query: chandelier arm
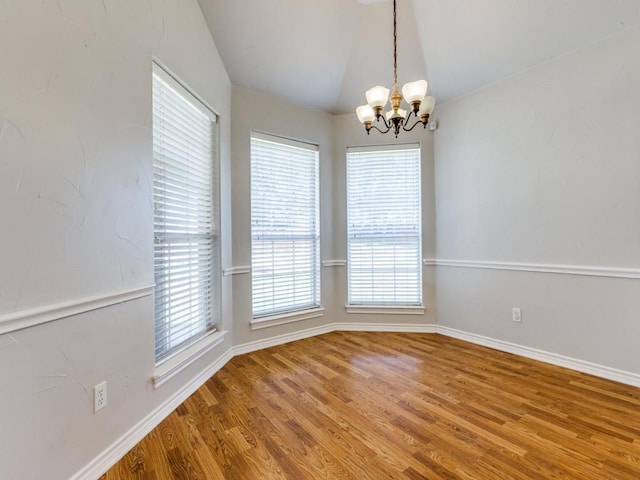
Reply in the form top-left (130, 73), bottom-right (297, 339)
top-left (369, 123), bottom-right (392, 135)
top-left (376, 114), bottom-right (391, 130)
top-left (402, 117), bottom-right (428, 133)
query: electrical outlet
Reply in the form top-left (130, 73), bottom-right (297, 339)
top-left (94, 381), bottom-right (107, 413)
top-left (512, 307), bottom-right (522, 323)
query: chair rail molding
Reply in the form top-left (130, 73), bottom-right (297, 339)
top-left (0, 285), bottom-right (154, 335)
top-left (222, 265), bottom-right (252, 276)
top-left (322, 259), bottom-right (347, 267)
top-left (423, 258), bottom-right (640, 279)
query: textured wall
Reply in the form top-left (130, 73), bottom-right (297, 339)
top-left (434, 26), bottom-right (640, 373)
top-left (4, 2), bottom-right (640, 477)
top-left (0, 1), bottom-right (231, 479)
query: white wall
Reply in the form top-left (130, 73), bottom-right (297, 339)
top-left (5, 1), bottom-right (639, 477)
top-left (0, 1), bottom-right (232, 479)
top-left (331, 113), bottom-right (437, 326)
top-left (434, 26), bottom-right (640, 374)
top-left (230, 86), bottom-right (335, 345)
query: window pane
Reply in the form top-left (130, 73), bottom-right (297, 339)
top-left (251, 134), bottom-right (320, 317)
top-left (347, 145), bottom-right (422, 305)
top-left (152, 64), bottom-right (219, 362)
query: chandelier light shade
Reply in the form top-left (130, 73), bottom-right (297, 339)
top-left (418, 95), bottom-right (436, 117)
top-left (402, 80), bottom-right (428, 104)
top-left (356, 0), bottom-right (436, 137)
top-left (356, 105), bottom-right (376, 124)
top-left (365, 86), bottom-right (390, 109)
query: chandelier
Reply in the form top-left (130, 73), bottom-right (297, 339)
top-left (356, 0), bottom-right (435, 137)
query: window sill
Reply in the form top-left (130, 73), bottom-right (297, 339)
top-left (152, 330), bottom-right (228, 389)
top-left (345, 305), bottom-right (425, 315)
top-left (251, 307), bottom-right (325, 331)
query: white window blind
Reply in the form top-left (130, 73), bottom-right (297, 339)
top-left (152, 64), bottom-right (219, 362)
top-left (251, 132), bottom-right (320, 317)
top-left (347, 144), bottom-right (422, 305)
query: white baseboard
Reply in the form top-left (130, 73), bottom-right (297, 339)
top-left (436, 326), bottom-right (640, 388)
top-left (233, 322), bottom-right (436, 356)
top-left (74, 321), bottom-right (640, 480)
top-left (233, 323), bottom-right (335, 356)
top-left (235, 323), bottom-right (640, 390)
top-left (70, 348), bottom-right (233, 480)
top-left (74, 321), bottom-right (436, 480)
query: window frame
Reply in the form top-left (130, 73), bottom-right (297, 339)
top-left (152, 62), bottom-right (221, 366)
top-left (346, 143), bottom-right (423, 309)
top-left (250, 131), bottom-right (321, 324)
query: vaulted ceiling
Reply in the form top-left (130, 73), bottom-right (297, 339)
top-left (197, 0), bottom-right (640, 115)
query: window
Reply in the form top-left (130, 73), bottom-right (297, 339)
top-left (347, 144), bottom-right (422, 305)
top-left (251, 132), bottom-right (320, 318)
top-left (152, 63), bottom-right (219, 362)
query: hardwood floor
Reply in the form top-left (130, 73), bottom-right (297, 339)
top-left (101, 332), bottom-right (640, 479)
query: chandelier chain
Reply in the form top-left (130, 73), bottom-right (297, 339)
top-left (393, 0), bottom-right (398, 88)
